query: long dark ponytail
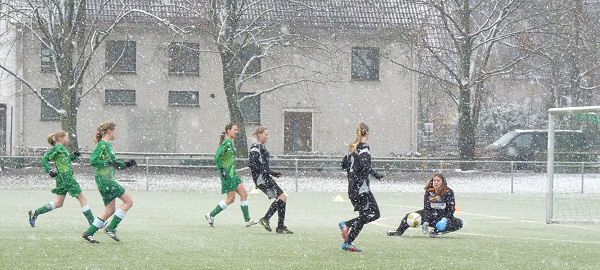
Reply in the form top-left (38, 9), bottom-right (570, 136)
top-left (219, 123), bottom-right (236, 146)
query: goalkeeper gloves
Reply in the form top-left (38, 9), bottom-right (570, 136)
top-left (47, 170), bottom-right (57, 178)
top-left (124, 159), bottom-right (137, 168)
top-left (436, 217), bottom-right (448, 231)
top-left (219, 168), bottom-right (227, 179)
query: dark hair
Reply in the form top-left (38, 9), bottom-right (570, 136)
top-left (219, 123), bottom-right (237, 146)
top-left (95, 120), bottom-right (116, 144)
top-left (348, 123), bottom-right (369, 153)
top-left (47, 130), bottom-right (68, 146)
top-left (424, 173), bottom-right (448, 193)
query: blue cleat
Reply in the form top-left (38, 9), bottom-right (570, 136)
top-left (28, 210), bottom-right (36, 228)
top-left (338, 221), bottom-right (349, 241)
top-left (342, 242), bottom-right (362, 252)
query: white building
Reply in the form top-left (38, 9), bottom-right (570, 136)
top-left (0, 0), bottom-right (419, 156)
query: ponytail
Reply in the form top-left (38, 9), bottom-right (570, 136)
top-left (347, 123), bottom-right (369, 153)
top-left (47, 130), bottom-right (67, 146)
top-left (219, 123), bottom-right (236, 146)
top-left (95, 120), bottom-right (116, 144)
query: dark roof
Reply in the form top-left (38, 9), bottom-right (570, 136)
top-left (84, 0), bottom-right (424, 32)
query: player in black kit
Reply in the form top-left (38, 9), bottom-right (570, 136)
top-left (338, 123), bottom-right (384, 252)
top-left (387, 173), bottom-right (462, 237)
top-left (249, 126), bottom-right (293, 234)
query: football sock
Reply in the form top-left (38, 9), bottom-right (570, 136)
top-left (85, 217), bottom-right (105, 235)
top-left (240, 201), bottom-right (250, 222)
top-left (210, 200), bottom-right (228, 217)
top-left (34, 202), bottom-right (56, 216)
top-left (108, 209), bottom-right (127, 230)
top-left (81, 205), bottom-right (94, 225)
top-left (277, 201), bottom-right (286, 228)
top-left (264, 199), bottom-right (279, 220)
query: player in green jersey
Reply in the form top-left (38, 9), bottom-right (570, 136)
top-left (206, 123), bottom-right (258, 227)
top-left (28, 131), bottom-right (94, 227)
top-left (82, 121), bottom-right (136, 243)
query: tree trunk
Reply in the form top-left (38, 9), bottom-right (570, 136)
top-left (458, 86), bottom-right (476, 164)
top-left (58, 38), bottom-right (80, 152)
top-left (221, 57), bottom-right (249, 158)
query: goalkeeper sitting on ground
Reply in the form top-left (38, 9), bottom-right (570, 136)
top-left (387, 173), bottom-right (462, 237)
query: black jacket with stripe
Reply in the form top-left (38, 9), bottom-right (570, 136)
top-left (423, 187), bottom-right (456, 219)
top-left (249, 143), bottom-right (279, 187)
top-left (345, 142), bottom-right (383, 200)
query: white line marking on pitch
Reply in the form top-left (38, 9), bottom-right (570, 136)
top-left (379, 203), bottom-right (600, 231)
top-left (370, 220), bottom-right (600, 245)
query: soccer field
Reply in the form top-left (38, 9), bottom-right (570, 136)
top-left (1, 190), bottom-right (599, 270)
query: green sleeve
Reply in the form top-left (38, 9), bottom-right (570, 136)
top-left (109, 145), bottom-right (126, 167)
top-left (90, 143), bottom-right (109, 167)
top-left (41, 147), bottom-right (57, 172)
top-left (214, 141), bottom-right (229, 169)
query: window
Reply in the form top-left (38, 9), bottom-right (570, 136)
top-left (40, 88), bottom-right (61, 120)
top-left (168, 42), bottom-right (200, 75)
top-left (41, 40), bottom-right (54, 73)
top-left (239, 93), bottom-right (260, 124)
top-left (169, 91), bottom-right (199, 106)
top-left (105, 40), bottom-right (136, 73)
top-left (105, 89), bottom-right (136, 105)
top-left (351, 47), bottom-right (380, 81)
top-left (234, 45), bottom-right (261, 76)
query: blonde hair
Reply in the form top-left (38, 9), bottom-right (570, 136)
top-left (347, 123), bottom-right (369, 153)
top-left (252, 126), bottom-right (268, 137)
top-left (219, 123), bottom-right (236, 146)
top-left (47, 131), bottom-right (68, 146)
top-left (95, 120), bottom-right (116, 144)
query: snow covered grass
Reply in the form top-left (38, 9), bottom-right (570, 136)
top-left (2, 190), bottom-right (599, 269)
top-left (3, 167), bottom-right (600, 194)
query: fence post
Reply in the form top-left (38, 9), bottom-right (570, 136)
top-left (510, 161), bottom-right (514, 194)
top-left (294, 159), bottom-right (299, 192)
top-left (581, 162), bottom-right (585, 194)
top-left (145, 156), bottom-right (150, 191)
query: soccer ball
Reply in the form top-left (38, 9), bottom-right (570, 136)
top-left (406, 212), bottom-right (422, 227)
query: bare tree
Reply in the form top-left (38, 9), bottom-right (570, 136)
top-left (177, 0), bottom-right (330, 157)
top-left (529, 0), bottom-right (600, 109)
top-left (0, 0), bottom-right (167, 151)
top-left (387, 0), bottom-right (538, 163)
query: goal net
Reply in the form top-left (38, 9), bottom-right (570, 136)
top-left (547, 106), bottom-right (600, 224)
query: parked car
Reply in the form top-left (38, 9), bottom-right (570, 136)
top-left (484, 130), bottom-right (589, 162)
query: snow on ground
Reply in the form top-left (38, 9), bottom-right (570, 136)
top-left (2, 166), bottom-right (600, 194)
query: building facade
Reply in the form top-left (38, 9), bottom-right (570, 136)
top-left (0, 2), bottom-right (419, 156)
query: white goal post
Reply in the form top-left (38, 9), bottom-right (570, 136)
top-left (547, 106), bottom-right (600, 224)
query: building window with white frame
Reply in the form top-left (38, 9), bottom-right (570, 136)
top-left (105, 40), bottom-right (137, 73)
top-left (168, 42), bottom-right (200, 76)
top-left (239, 93), bottom-right (260, 124)
top-left (105, 89), bottom-right (136, 105)
top-left (169, 91), bottom-right (199, 106)
top-left (40, 40), bottom-right (54, 73)
top-left (351, 47), bottom-right (380, 81)
top-left (40, 88), bottom-right (61, 121)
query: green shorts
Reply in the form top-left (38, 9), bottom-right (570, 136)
top-left (97, 180), bottom-right (126, 206)
top-left (221, 176), bottom-right (243, 194)
top-left (51, 172), bottom-right (82, 197)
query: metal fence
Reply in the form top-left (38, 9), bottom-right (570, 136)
top-left (2, 155), bottom-right (600, 194)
